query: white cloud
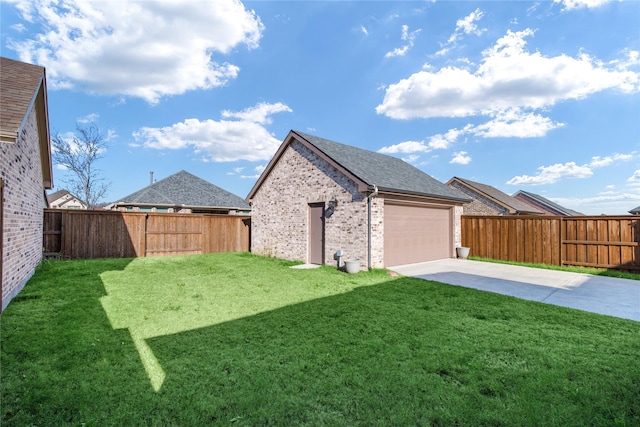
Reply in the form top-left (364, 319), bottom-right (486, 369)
top-left (554, 0), bottom-right (613, 11)
top-left (7, 0), bottom-right (264, 104)
top-left (402, 154), bottom-right (420, 163)
top-left (452, 8), bottom-right (485, 40)
top-left (77, 113), bottom-right (99, 124)
top-left (378, 140), bottom-right (430, 154)
top-left (385, 24), bottom-right (421, 58)
top-left (221, 102), bottom-right (292, 125)
top-left (360, 25), bottom-right (369, 36)
top-left (240, 164), bottom-right (266, 179)
top-left (377, 28), bottom-right (639, 119)
top-left (628, 170), bottom-right (640, 185)
top-left (589, 153), bottom-right (634, 168)
top-left (551, 191), bottom-right (640, 215)
top-left (507, 152), bottom-right (636, 185)
top-left (507, 162), bottom-right (593, 185)
top-left (133, 101), bottom-right (291, 162)
top-left (377, 109), bottom-right (563, 155)
top-left (450, 151), bottom-right (471, 165)
top-left (471, 109), bottom-right (564, 138)
top-left (437, 8), bottom-right (485, 56)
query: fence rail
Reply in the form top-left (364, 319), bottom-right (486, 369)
top-left (461, 215), bottom-right (639, 271)
top-left (43, 209), bottom-right (251, 259)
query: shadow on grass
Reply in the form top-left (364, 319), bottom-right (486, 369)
top-left (2, 255), bottom-right (639, 426)
top-left (97, 253), bottom-right (389, 392)
top-left (0, 257), bottom-right (160, 426)
top-left (147, 277), bottom-right (640, 426)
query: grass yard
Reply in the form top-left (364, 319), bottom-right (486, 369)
top-left (1, 253), bottom-right (639, 426)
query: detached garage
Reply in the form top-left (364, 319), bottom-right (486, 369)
top-left (246, 130), bottom-right (470, 269)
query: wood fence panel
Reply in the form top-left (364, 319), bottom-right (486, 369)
top-left (463, 215), bottom-right (639, 271)
top-left (499, 218), bottom-right (509, 261)
top-left (57, 210), bottom-right (143, 259)
top-left (607, 219), bottom-right (620, 267)
top-left (43, 210), bottom-right (250, 260)
top-left (145, 214), bottom-right (204, 257)
top-left (43, 209), bottom-right (63, 253)
top-left (203, 216), bottom-right (251, 253)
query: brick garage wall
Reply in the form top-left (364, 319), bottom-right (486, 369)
top-left (453, 205), bottom-right (464, 249)
top-left (1, 106), bottom-right (46, 311)
top-left (251, 140), bottom-right (382, 269)
top-left (448, 182), bottom-right (504, 215)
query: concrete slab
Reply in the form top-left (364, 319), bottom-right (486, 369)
top-left (389, 259), bottom-right (640, 322)
top-left (290, 264), bottom-right (321, 269)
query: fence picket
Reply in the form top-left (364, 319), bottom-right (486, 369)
top-left (461, 215), bottom-right (639, 271)
top-left (43, 209), bottom-right (250, 259)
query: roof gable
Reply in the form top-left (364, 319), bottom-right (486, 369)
top-left (247, 130), bottom-right (469, 203)
top-left (0, 57), bottom-right (53, 188)
top-left (448, 177), bottom-right (543, 215)
top-left (513, 190), bottom-right (583, 216)
top-left (115, 170), bottom-right (250, 209)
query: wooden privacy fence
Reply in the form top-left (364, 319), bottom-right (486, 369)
top-left (43, 209), bottom-right (251, 260)
top-left (461, 215), bottom-right (640, 271)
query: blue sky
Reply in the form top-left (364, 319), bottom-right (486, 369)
top-left (1, 0), bottom-right (638, 215)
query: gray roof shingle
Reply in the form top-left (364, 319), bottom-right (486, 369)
top-left (293, 131), bottom-right (469, 202)
top-left (448, 177), bottom-right (543, 214)
top-left (116, 170), bottom-right (250, 209)
top-left (513, 190), bottom-right (583, 216)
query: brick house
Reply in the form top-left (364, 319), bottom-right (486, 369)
top-left (47, 189), bottom-right (88, 209)
top-left (512, 190), bottom-right (583, 216)
top-left (106, 170), bottom-right (250, 215)
top-left (246, 130), bottom-right (470, 269)
top-left (446, 177), bottom-right (542, 216)
top-left (0, 57), bottom-right (53, 312)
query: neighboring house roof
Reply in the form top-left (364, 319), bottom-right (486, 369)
top-left (629, 206), bottom-right (640, 215)
top-left (0, 57), bottom-right (53, 189)
top-left (247, 130), bottom-right (470, 203)
top-left (47, 189), bottom-right (88, 209)
top-left (447, 177), bottom-right (543, 215)
top-left (513, 190), bottom-right (583, 216)
top-left (111, 170), bottom-right (250, 210)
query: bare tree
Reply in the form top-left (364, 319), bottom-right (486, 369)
top-left (52, 124), bottom-right (110, 209)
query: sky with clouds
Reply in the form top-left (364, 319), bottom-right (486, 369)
top-left (1, 0), bottom-right (638, 214)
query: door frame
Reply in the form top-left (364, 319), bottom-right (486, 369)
top-left (308, 202), bottom-right (325, 265)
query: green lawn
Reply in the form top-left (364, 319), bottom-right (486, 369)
top-left (1, 253), bottom-right (639, 426)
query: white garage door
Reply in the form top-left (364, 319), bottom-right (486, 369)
top-left (384, 203), bottom-right (452, 267)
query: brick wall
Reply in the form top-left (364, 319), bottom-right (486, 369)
top-left (448, 182), bottom-right (504, 215)
top-left (1, 106), bottom-right (46, 311)
top-left (251, 140), bottom-right (384, 269)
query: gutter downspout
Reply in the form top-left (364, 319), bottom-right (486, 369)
top-left (367, 185), bottom-right (378, 270)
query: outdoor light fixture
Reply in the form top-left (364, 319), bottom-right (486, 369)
top-left (328, 197), bottom-right (338, 210)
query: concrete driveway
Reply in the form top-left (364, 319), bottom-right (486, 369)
top-left (389, 258), bottom-right (640, 322)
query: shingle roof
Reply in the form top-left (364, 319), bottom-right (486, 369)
top-left (448, 177), bottom-right (543, 214)
top-left (47, 189), bottom-right (71, 204)
top-left (290, 131), bottom-right (469, 202)
top-left (0, 57), bottom-right (46, 142)
top-left (115, 170), bottom-right (250, 209)
top-left (0, 56), bottom-right (53, 188)
top-left (513, 190), bottom-right (583, 216)
top-left (629, 205), bottom-right (640, 215)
